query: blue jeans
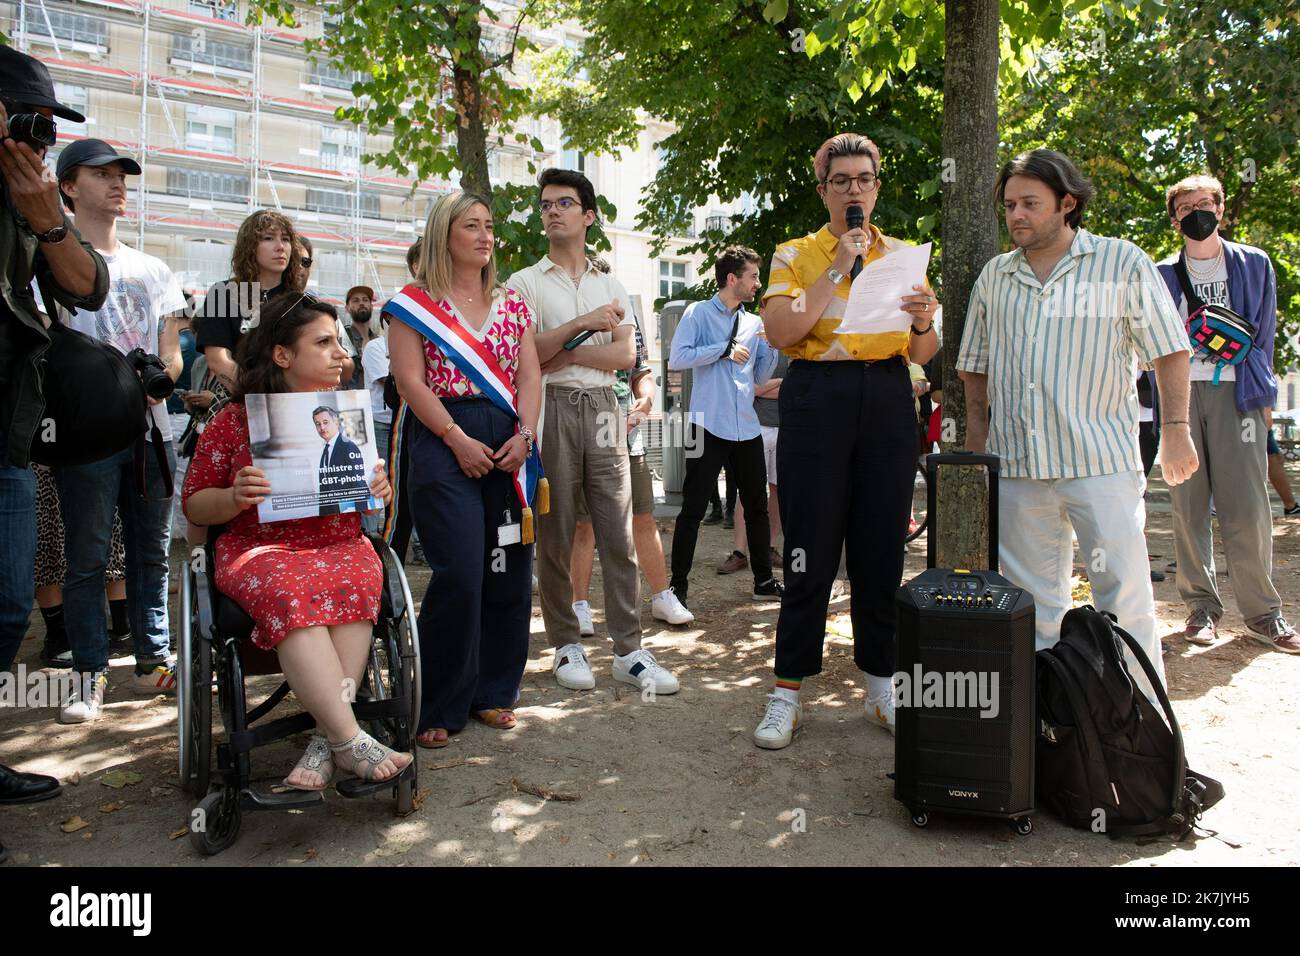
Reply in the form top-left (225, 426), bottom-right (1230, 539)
top-left (0, 442), bottom-right (36, 673)
top-left (56, 441), bottom-right (175, 674)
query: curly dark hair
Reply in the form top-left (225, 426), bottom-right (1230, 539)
top-left (232, 292), bottom-right (339, 400)
top-left (231, 209), bottom-right (305, 290)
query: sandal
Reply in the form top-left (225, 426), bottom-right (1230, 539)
top-left (330, 729), bottom-right (413, 782)
top-left (283, 734), bottom-right (334, 791)
top-left (416, 728), bottom-right (450, 749)
top-left (473, 708), bottom-right (517, 730)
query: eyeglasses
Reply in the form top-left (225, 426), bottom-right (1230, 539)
top-left (1173, 198), bottom-right (1217, 218)
top-left (539, 197), bottom-right (582, 213)
top-left (822, 174), bottom-right (880, 194)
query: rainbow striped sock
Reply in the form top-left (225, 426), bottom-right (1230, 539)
top-left (774, 677), bottom-right (802, 703)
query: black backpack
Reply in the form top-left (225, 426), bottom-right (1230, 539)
top-left (30, 319), bottom-right (148, 467)
top-left (1036, 605), bottom-right (1224, 840)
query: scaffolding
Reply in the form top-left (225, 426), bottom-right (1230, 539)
top-left (4, 0), bottom-right (474, 301)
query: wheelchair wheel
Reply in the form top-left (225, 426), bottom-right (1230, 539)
top-left (190, 789), bottom-right (241, 856)
top-left (177, 565), bottom-right (213, 799)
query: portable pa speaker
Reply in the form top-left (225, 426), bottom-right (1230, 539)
top-left (894, 453), bottom-right (1037, 835)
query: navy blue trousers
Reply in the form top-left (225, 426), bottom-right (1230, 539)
top-left (407, 397), bottom-right (533, 732)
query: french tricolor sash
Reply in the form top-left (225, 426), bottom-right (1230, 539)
top-left (383, 284), bottom-right (549, 543)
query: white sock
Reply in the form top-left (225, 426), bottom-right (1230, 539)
top-left (865, 674), bottom-right (893, 701)
top-left (774, 685), bottom-right (800, 705)
top-left (572, 600), bottom-right (589, 611)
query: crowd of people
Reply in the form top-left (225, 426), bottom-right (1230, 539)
top-left (0, 45), bottom-right (1295, 853)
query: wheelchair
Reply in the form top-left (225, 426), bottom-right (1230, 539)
top-left (176, 529), bottom-right (421, 856)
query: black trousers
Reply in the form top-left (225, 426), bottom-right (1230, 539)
top-left (774, 358), bottom-right (916, 679)
top-left (1139, 420), bottom-right (1158, 478)
top-left (671, 427), bottom-right (772, 593)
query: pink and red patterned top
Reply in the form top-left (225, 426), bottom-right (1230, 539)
top-left (423, 288), bottom-right (533, 398)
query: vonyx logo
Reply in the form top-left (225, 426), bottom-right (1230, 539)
top-left (49, 886), bottom-right (152, 936)
top-left (947, 789), bottom-right (979, 799)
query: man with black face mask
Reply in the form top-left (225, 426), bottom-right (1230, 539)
top-left (1156, 174), bottom-right (1296, 653)
top-left (0, 45), bottom-right (109, 858)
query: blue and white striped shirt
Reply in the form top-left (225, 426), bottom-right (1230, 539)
top-left (957, 229), bottom-right (1190, 479)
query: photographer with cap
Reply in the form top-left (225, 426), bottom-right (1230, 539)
top-left (0, 45), bottom-right (109, 851)
top-left (51, 137), bottom-right (186, 724)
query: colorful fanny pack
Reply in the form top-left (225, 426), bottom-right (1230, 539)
top-left (1174, 253), bottom-right (1255, 385)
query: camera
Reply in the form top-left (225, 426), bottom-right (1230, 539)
top-left (1, 100), bottom-right (56, 150)
top-left (128, 348), bottom-right (175, 401)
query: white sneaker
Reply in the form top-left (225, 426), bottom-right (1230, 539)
top-left (611, 648), bottom-right (680, 695)
top-left (651, 589), bottom-right (694, 626)
top-left (572, 601), bottom-right (595, 637)
top-left (865, 689), bottom-right (896, 735)
top-left (753, 693), bottom-right (801, 749)
top-left (59, 672), bottom-right (108, 724)
top-left (553, 642), bottom-right (596, 690)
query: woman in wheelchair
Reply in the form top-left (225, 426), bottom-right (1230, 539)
top-left (182, 293), bottom-right (414, 790)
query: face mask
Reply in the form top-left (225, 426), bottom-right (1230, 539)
top-left (1180, 209), bottom-right (1218, 242)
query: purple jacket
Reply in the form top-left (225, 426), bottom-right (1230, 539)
top-left (1157, 239), bottom-right (1278, 413)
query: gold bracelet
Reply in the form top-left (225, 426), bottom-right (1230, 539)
top-left (440, 419), bottom-right (458, 437)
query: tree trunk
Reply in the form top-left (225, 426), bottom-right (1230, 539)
top-left (453, 18), bottom-right (492, 197)
top-left (937, 0), bottom-right (1000, 569)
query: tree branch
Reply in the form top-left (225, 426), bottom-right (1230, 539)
top-left (486, 0), bottom-right (538, 71)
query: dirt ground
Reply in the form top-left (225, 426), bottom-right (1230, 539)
top-left (1, 466), bottom-right (1297, 867)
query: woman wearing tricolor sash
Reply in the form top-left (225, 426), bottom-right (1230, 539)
top-left (386, 192), bottom-right (544, 749)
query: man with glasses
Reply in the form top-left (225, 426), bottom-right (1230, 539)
top-left (1155, 175), bottom-right (1296, 653)
top-left (508, 168), bottom-right (680, 696)
top-left (754, 133), bottom-right (939, 749)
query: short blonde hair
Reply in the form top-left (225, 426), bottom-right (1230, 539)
top-left (814, 133), bottom-right (881, 182)
top-left (1166, 174), bottom-right (1224, 219)
top-left (416, 191), bottom-right (498, 301)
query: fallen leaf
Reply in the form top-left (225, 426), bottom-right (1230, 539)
top-left (98, 802), bottom-right (124, 814)
top-left (168, 827), bottom-right (189, 840)
top-left (512, 778), bottom-right (580, 802)
top-left (304, 848), bottom-right (318, 861)
top-left (60, 815), bottom-right (90, 833)
top-left (81, 832), bottom-right (93, 840)
top-left (99, 770), bottom-right (143, 790)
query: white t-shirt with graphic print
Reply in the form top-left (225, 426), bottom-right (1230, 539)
top-left (1177, 255), bottom-right (1235, 383)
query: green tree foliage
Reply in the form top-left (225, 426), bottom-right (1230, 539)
top-left (533, 0), bottom-right (944, 306)
top-left (1002, 2), bottom-right (1300, 369)
top-left (246, 0), bottom-right (615, 277)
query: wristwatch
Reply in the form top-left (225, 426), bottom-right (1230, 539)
top-left (826, 267), bottom-right (846, 285)
top-left (32, 223), bottom-right (69, 244)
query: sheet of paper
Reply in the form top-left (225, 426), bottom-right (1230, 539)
top-left (835, 242), bottom-right (932, 335)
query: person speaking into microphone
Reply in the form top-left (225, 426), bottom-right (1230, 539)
top-left (752, 132), bottom-right (940, 751)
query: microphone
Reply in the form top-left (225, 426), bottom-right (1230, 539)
top-left (846, 205), bottom-right (864, 279)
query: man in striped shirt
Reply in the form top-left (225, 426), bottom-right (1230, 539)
top-left (958, 149), bottom-right (1199, 699)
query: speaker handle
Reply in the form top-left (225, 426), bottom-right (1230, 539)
top-left (925, 451), bottom-right (1000, 572)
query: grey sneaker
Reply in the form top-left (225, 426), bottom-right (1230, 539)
top-left (1246, 616), bottom-right (1300, 655)
top-left (1183, 609), bottom-right (1219, 647)
top-left (59, 672), bottom-right (108, 724)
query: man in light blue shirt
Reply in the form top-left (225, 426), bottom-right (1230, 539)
top-left (668, 246), bottom-right (782, 605)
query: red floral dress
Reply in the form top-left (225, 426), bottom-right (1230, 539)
top-left (182, 404), bottom-right (382, 650)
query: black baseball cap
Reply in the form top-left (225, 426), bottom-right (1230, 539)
top-left (0, 45), bottom-right (85, 122)
top-left (55, 138), bottom-right (142, 179)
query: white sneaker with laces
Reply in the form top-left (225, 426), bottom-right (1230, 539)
top-left (59, 672), bottom-right (108, 724)
top-left (651, 589), bottom-right (694, 626)
top-left (753, 693), bottom-right (801, 749)
top-left (612, 648), bottom-right (680, 694)
top-left (572, 600), bottom-right (595, 637)
top-left (865, 689), bottom-right (896, 735)
top-left (552, 642), bottom-right (596, 690)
